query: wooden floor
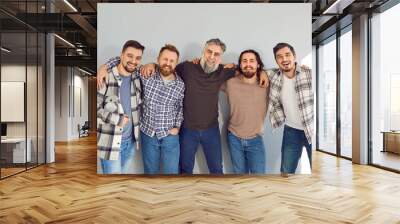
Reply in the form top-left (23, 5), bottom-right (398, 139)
top-left (0, 135), bottom-right (400, 224)
top-left (1, 167), bottom-right (26, 178)
top-left (372, 150), bottom-right (400, 171)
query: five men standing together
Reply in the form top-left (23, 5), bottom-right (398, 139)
top-left (97, 38), bottom-right (313, 176)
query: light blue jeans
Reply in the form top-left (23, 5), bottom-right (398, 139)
top-left (227, 131), bottom-right (266, 174)
top-left (100, 138), bottom-right (135, 174)
top-left (141, 131), bottom-right (180, 174)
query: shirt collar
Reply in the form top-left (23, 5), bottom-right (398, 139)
top-left (155, 69), bottom-right (180, 85)
top-left (111, 66), bottom-right (138, 80)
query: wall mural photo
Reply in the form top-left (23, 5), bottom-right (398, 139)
top-left (96, 3), bottom-right (314, 175)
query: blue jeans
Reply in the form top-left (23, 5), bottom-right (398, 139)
top-left (179, 126), bottom-right (223, 174)
top-left (227, 131), bottom-right (266, 174)
top-left (100, 138), bottom-right (135, 174)
top-left (281, 125), bottom-right (312, 174)
top-left (140, 131), bottom-right (180, 174)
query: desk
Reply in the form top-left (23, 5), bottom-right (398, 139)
top-left (1, 138), bottom-right (31, 163)
top-left (381, 131), bottom-right (400, 154)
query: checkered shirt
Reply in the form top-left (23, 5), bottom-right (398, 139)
top-left (140, 72), bottom-right (185, 139)
top-left (106, 57), bottom-right (185, 139)
top-left (267, 64), bottom-right (314, 144)
top-left (97, 66), bottom-right (142, 160)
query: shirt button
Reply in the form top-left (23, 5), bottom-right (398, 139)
top-left (117, 142), bottom-right (120, 145)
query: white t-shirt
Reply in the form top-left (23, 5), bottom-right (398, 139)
top-left (281, 74), bottom-right (304, 130)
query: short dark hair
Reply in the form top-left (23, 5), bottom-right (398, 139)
top-left (122, 40), bottom-right (145, 53)
top-left (159, 44), bottom-right (180, 58)
top-left (273, 42), bottom-right (296, 58)
top-left (238, 49), bottom-right (264, 79)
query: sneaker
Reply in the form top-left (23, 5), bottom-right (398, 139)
top-left (281, 172), bottom-right (289, 178)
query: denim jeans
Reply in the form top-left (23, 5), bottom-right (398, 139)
top-left (100, 138), bottom-right (135, 174)
top-left (227, 131), bottom-right (266, 174)
top-left (281, 125), bottom-right (312, 174)
top-left (179, 125), bottom-right (223, 174)
top-left (140, 131), bottom-right (180, 174)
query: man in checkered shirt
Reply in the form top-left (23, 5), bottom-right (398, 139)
top-left (267, 43), bottom-right (314, 177)
top-left (97, 40), bottom-right (144, 174)
top-left (100, 44), bottom-right (185, 174)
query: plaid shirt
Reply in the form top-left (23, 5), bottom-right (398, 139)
top-left (267, 64), bottom-right (314, 144)
top-left (106, 57), bottom-right (185, 139)
top-left (140, 71), bottom-right (185, 139)
top-left (97, 66), bottom-right (142, 160)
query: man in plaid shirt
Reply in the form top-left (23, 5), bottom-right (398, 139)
top-left (100, 44), bottom-right (185, 174)
top-left (268, 43), bottom-right (314, 176)
top-left (97, 40), bottom-right (144, 174)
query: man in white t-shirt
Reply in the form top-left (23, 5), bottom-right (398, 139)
top-left (267, 43), bottom-right (314, 176)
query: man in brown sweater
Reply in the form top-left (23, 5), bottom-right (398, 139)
top-left (223, 49), bottom-right (269, 174)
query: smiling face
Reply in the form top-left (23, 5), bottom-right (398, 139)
top-left (275, 46), bottom-right (296, 73)
top-left (158, 49), bottom-right (179, 77)
top-left (240, 52), bottom-right (259, 79)
top-left (120, 47), bottom-right (143, 73)
top-left (200, 44), bottom-right (223, 73)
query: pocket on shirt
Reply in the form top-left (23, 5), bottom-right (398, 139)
top-left (104, 96), bottom-right (120, 113)
top-left (98, 122), bottom-right (123, 136)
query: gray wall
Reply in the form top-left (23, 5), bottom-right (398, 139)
top-left (97, 3), bottom-right (312, 174)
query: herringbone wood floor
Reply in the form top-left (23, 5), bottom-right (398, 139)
top-left (0, 135), bottom-right (399, 224)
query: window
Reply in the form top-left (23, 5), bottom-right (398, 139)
top-left (370, 3), bottom-right (400, 171)
top-left (318, 36), bottom-right (337, 155)
top-left (340, 28), bottom-right (352, 158)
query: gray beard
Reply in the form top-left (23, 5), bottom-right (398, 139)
top-left (200, 57), bottom-right (218, 74)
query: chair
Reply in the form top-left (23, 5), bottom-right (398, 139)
top-left (78, 121), bottom-right (90, 138)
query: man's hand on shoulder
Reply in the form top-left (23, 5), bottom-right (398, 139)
top-left (140, 63), bottom-right (156, 78)
top-left (300, 64), bottom-right (311, 71)
top-left (223, 63), bottom-right (236, 69)
top-left (97, 64), bottom-right (108, 89)
top-left (190, 58), bottom-right (200, 65)
top-left (259, 70), bottom-right (269, 88)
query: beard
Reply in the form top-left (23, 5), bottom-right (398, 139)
top-left (200, 57), bottom-right (219, 74)
top-left (242, 66), bottom-right (257, 79)
top-left (279, 62), bottom-right (294, 73)
top-left (160, 64), bottom-right (175, 77)
top-left (123, 62), bottom-right (137, 73)
top-left (243, 71), bottom-right (256, 79)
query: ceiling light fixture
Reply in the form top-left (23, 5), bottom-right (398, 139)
top-left (1, 47), bottom-right (11, 53)
top-left (77, 67), bottom-right (93, 76)
top-left (63, 0), bottom-right (78, 12)
top-left (322, 0), bottom-right (347, 14)
top-left (54, 34), bottom-right (75, 48)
